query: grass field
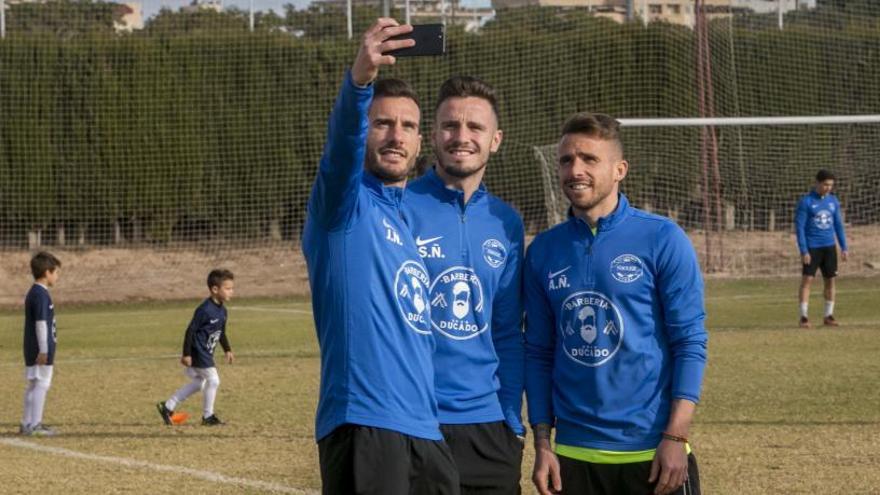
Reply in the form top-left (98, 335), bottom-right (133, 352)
top-left (1, 276), bottom-right (879, 494)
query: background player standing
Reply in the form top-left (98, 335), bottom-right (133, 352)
top-left (157, 269), bottom-right (235, 426)
top-left (795, 169), bottom-right (849, 328)
top-left (21, 251), bottom-right (62, 437)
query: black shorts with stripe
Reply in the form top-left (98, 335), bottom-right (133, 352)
top-left (557, 452), bottom-right (701, 495)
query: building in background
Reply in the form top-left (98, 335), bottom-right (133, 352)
top-left (491, 0), bottom-right (817, 28)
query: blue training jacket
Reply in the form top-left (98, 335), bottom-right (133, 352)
top-left (403, 167), bottom-right (525, 435)
top-left (302, 71), bottom-right (440, 442)
top-left (524, 194), bottom-right (708, 451)
top-left (795, 190), bottom-right (848, 254)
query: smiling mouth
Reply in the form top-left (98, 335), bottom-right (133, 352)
top-left (380, 148), bottom-right (407, 159)
top-left (566, 181), bottom-right (593, 191)
top-left (447, 148), bottom-right (476, 157)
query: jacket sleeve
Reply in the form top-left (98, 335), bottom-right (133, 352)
top-left (491, 217), bottom-right (526, 435)
top-left (833, 197), bottom-right (848, 251)
top-left (182, 310), bottom-right (200, 357)
top-left (795, 196), bottom-right (809, 254)
top-left (655, 222), bottom-right (708, 404)
top-left (306, 70), bottom-right (373, 231)
top-left (219, 332), bottom-right (231, 353)
top-left (523, 242), bottom-right (556, 427)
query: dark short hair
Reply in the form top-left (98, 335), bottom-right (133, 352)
top-left (560, 112), bottom-right (623, 155)
top-left (207, 269), bottom-right (234, 289)
top-left (374, 78), bottom-right (420, 108)
top-left (31, 251), bottom-right (61, 279)
top-left (436, 76), bottom-right (500, 121)
top-left (816, 169), bottom-right (835, 182)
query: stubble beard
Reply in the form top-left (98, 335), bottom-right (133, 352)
top-left (365, 148), bottom-right (414, 184)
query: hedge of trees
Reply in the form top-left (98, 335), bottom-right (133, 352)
top-left (0, 2), bottom-right (878, 246)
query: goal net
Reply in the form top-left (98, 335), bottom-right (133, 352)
top-left (0, 0), bottom-right (878, 304)
top-left (534, 118), bottom-right (880, 275)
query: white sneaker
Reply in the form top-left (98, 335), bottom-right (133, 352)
top-left (28, 424), bottom-right (57, 437)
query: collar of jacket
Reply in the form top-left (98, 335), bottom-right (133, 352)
top-left (422, 166), bottom-right (488, 209)
top-left (363, 170), bottom-right (406, 207)
top-left (568, 193), bottom-right (632, 234)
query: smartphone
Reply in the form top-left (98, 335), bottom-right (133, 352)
top-left (386, 24), bottom-right (446, 57)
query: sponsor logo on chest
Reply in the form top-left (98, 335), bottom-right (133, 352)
top-left (814, 210), bottom-right (833, 230)
top-left (394, 260), bottom-right (432, 334)
top-left (428, 266), bottom-right (488, 340)
top-left (559, 291), bottom-right (624, 367)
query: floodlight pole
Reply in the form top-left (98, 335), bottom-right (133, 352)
top-left (346, 0), bottom-right (353, 39)
top-left (1, 0), bottom-right (6, 39)
top-left (405, 0), bottom-right (411, 25)
top-left (778, 0), bottom-right (783, 30)
top-left (249, 0), bottom-right (254, 32)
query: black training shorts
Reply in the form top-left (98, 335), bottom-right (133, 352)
top-left (318, 424), bottom-right (460, 495)
top-left (803, 245), bottom-right (838, 278)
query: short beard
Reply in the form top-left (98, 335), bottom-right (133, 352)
top-left (365, 152), bottom-right (414, 184)
top-left (564, 185), bottom-right (613, 214)
top-left (436, 156), bottom-right (487, 179)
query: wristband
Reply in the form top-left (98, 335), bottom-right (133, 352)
top-left (662, 432), bottom-right (688, 443)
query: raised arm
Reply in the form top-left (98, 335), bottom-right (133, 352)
top-left (307, 19), bottom-right (415, 230)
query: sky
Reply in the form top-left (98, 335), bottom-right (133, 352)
top-left (139, 0), bottom-right (492, 21)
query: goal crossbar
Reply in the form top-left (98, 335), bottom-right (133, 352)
top-left (619, 115), bottom-right (880, 127)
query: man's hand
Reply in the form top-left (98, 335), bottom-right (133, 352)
top-left (841, 251), bottom-right (848, 262)
top-left (350, 18), bottom-right (415, 87)
top-left (36, 353), bottom-right (48, 365)
top-left (180, 355), bottom-right (192, 367)
top-left (649, 439), bottom-right (689, 495)
top-left (802, 253), bottom-right (811, 265)
top-left (225, 351), bottom-right (235, 364)
top-left (532, 438), bottom-right (562, 495)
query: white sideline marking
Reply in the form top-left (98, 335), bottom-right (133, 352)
top-left (0, 438), bottom-right (317, 494)
top-left (705, 287), bottom-right (878, 301)
top-left (231, 306), bottom-right (313, 315)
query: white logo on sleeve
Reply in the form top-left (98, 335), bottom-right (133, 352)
top-left (395, 260), bottom-right (432, 334)
top-left (814, 210), bottom-right (833, 230)
top-left (210, 318), bottom-right (220, 324)
top-left (482, 239), bottom-right (507, 268)
top-left (548, 266), bottom-right (571, 291)
top-left (429, 266), bottom-right (487, 340)
top-left (383, 217), bottom-right (403, 246)
top-left (560, 291), bottom-right (624, 367)
top-left (610, 254), bottom-right (644, 283)
top-left (416, 235), bottom-right (445, 259)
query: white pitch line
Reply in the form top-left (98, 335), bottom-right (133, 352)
top-left (0, 438), bottom-right (318, 494)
